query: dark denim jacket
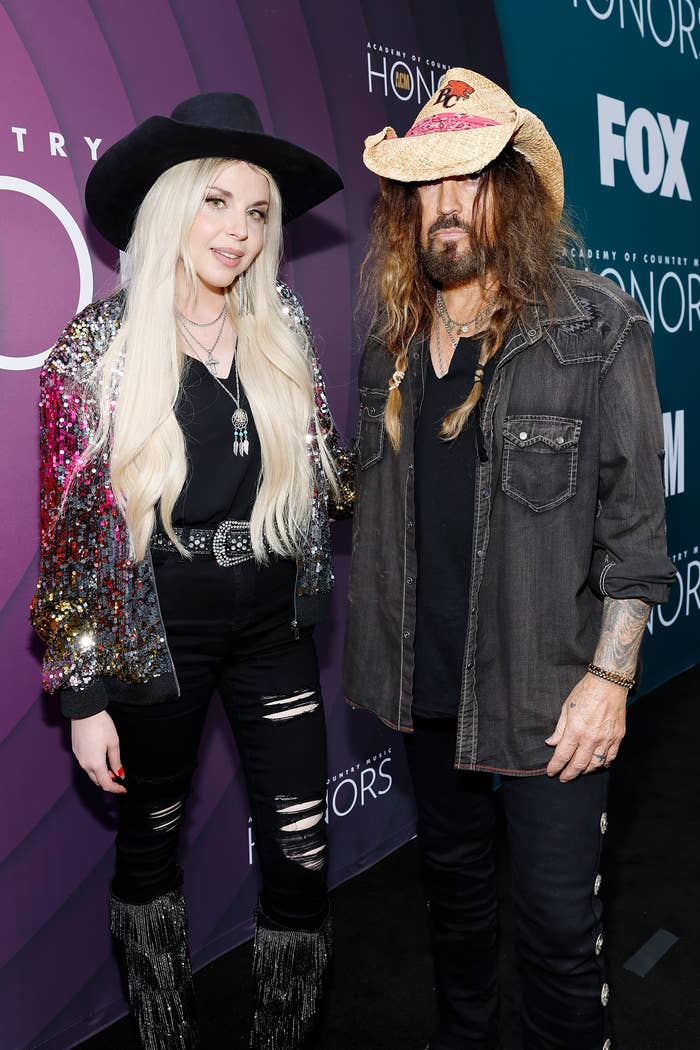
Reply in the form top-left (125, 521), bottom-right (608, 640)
top-left (343, 268), bottom-right (675, 774)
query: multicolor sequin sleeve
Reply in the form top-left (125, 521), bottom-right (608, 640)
top-left (29, 296), bottom-right (177, 718)
top-left (29, 310), bottom-right (110, 713)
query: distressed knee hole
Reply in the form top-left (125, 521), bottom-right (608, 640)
top-left (149, 798), bottom-right (184, 833)
top-left (299, 844), bottom-right (325, 859)
top-left (262, 688), bottom-right (319, 721)
top-left (274, 795), bottom-right (327, 870)
top-left (280, 812), bottom-right (324, 832)
top-left (277, 796), bottom-right (324, 832)
top-left (265, 704), bottom-right (318, 721)
top-left (277, 799), bottom-right (321, 815)
top-left (282, 835), bottom-right (327, 871)
top-left (264, 690), bottom-right (315, 707)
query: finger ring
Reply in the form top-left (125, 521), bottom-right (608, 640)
top-left (593, 752), bottom-right (607, 761)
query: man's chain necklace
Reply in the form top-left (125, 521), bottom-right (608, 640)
top-left (434, 292), bottom-right (496, 380)
top-left (436, 290), bottom-right (497, 344)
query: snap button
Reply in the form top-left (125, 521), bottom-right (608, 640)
top-left (600, 982), bottom-right (610, 1006)
top-left (407, 520), bottom-right (414, 529)
top-left (403, 630), bottom-right (411, 639)
top-left (594, 874), bottom-right (602, 895)
top-left (482, 487), bottom-right (490, 497)
top-left (476, 549), bottom-right (484, 558)
top-left (528, 329), bottom-right (537, 337)
top-left (519, 430), bottom-right (528, 440)
top-left (600, 812), bottom-right (608, 834)
top-left (407, 576), bottom-right (414, 585)
top-left (595, 932), bottom-right (604, 955)
top-left (556, 436), bottom-right (565, 445)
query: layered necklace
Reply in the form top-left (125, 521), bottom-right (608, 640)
top-left (176, 303), bottom-right (227, 374)
top-left (177, 307), bottom-right (250, 457)
top-left (434, 291), bottom-right (497, 379)
top-left (436, 290), bottom-right (497, 343)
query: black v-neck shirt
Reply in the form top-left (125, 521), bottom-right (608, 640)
top-left (171, 357), bottom-right (261, 526)
top-left (412, 336), bottom-right (499, 717)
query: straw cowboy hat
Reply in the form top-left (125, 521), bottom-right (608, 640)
top-left (86, 92), bottom-right (343, 250)
top-left (363, 68), bottom-right (564, 215)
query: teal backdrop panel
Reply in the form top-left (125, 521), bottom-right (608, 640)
top-left (494, 0), bottom-right (700, 692)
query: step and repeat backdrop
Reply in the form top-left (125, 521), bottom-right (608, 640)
top-left (0, 1), bottom-right (697, 1047)
top-left (495, 0), bottom-right (700, 691)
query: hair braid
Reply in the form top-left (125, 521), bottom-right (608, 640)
top-left (359, 179), bottom-right (434, 452)
top-left (384, 344), bottom-right (411, 450)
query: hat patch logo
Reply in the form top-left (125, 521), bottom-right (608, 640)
top-left (435, 80), bottom-right (475, 108)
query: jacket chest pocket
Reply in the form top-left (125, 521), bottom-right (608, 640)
top-left (358, 388), bottom-right (389, 469)
top-left (502, 414), bottom-right (582, 512)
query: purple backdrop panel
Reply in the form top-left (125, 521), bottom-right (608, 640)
top-left (0, 3), bottom-right (505, 1047)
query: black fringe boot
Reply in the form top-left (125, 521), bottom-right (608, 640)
top-left (250, 905), bottom-right (333, 1049)
top-left (110, 885), bottom-right (199, 1049)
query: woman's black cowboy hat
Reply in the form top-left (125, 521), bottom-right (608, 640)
top-left (85, 92), bottom-right (343, 250)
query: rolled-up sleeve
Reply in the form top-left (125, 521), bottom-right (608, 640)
top-left (587, 317), bottom-right (676, 604)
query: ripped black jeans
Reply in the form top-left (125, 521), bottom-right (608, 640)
top-left (110, 553), bottom-right (328, 932)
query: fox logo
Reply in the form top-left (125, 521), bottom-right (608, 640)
top-left (435, 80), bottom-right (475, 108)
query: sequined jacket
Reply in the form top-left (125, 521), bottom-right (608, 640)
top-left (30, 284), bottom-right (354, 718)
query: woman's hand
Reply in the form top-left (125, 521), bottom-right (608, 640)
top-left (71, 711), bottom-right (127, 794)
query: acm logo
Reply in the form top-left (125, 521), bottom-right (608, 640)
top-left (597, 93), bottom-right (691, 200)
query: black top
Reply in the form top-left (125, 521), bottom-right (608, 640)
top-left (412, 336), bottom-right (499, 718)
top-left (171, 357), bottom-right (261, 526)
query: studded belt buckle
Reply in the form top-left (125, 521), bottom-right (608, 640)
top-left (212, 520), bottom-right (253, 567)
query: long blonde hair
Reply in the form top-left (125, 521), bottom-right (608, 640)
top-left (85, 157), bottom-right (336, 562)
top-left (361, 146), bottom-right (577, 449)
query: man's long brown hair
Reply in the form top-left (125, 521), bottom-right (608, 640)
top-left (361, 145), bottom-right (576, 449)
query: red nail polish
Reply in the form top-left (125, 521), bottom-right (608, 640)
top-left (117, 767), bottom-right (124, 777)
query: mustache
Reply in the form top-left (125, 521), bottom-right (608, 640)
top-left (428, 214), bottom-right (471, 237)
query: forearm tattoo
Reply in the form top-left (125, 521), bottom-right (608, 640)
top-left (593, 597), bottom-right (650, 678)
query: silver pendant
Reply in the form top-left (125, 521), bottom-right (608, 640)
top-left (232, 407), bottom-right (249, 457)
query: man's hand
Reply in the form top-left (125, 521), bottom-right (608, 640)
top-left (545, 673), bottom-right (627, 782)
top-left (71, 710), bottom-right (127, 794)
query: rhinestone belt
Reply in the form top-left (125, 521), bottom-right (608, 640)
top-left (150, 520), bottom-right (254, 567)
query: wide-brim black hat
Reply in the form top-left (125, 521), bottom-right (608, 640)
top-left (85, 92), bottom-right (343, 250)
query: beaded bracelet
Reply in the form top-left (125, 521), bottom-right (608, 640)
top-left (587, 662), bottom-right (635, 690)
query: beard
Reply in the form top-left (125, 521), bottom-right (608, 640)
top-left (416, 214), bottom-right (482, 285)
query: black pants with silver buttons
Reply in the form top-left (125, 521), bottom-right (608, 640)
top-left (405, 717), bottom-right (610, 1050)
